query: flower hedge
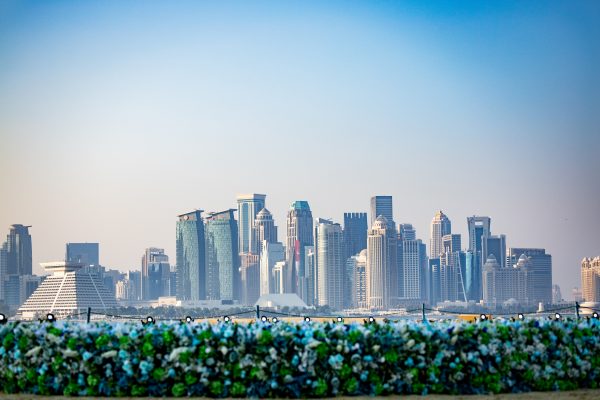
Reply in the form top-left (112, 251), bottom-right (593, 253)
top-left (0, 318), bottom-right (599, 397)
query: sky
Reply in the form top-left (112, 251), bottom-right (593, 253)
top-left (0, 0), bottom-right (598, 299)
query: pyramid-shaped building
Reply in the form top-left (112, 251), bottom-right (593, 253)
top-left (18, 261), bottom-right (118, 320)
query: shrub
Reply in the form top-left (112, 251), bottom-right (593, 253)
top-left (0, 319), bottom-right (599, 397)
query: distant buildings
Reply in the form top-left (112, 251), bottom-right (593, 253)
top-left (507, 248), bottom-right (552, 305)
top-left (482, 254), bottom-right (532, 306)
top-left (141, 248), bottom-right (170, 300)
top-left (237, 194), bottom-right (266, 254)
top-left (254, 208), bottom-right (278, 254)
top-left (240, 253), bottom-right (260, 305)
top-left (349, 250), bottom-right (367, 309)
top-left (0, 224), bottom-right (33, 309)
top-left (429, 211), bottom-right (451, 258)
top-left (482, 235), bottom-right (507, 268)
top-left (259, 241), bottom-right (285, 296)
top-left (343, 212), bottom-right (367, 261)
top-left (66, 243), bottom-right (99, 267)
top-left (314, 219), bottom-right (344, 310)
top-left (18, 261), bottom-right (117, 320)
top-left (286, 201), bottom-right (313, 300)
top-left (176, 210), bottom-right (206, 301)
top-left (366, 216), bottom-right (397, 310)
top-left (205, 209), bottom-right (239, 302)
top-left (581, 257), bottom-right (600, 302)
top-left (370, 196), bottom-right (394, 229)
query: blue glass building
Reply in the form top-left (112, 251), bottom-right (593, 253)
top-left (205, 209), bottom-right (239, 301)
top-left (176, 210), bottom-right (206, 301)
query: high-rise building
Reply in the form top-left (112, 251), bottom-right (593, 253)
top-left (240, 253), bottom-right (260, 305)
top-left (399, 224), bottom-right (416, 241)
top-left (349, 249), bottom-right (367, 309)
top-left (366, 216), bottom-right (398, 310)
top-left (507, 248), bottom-right (552, 304)
top-left (429, 258), bottom-right (441, 305)
top-left (482, 254), bottom-right (532, 307)
top-left (304, 245), bottom-right (316, 306)
top-left (442, 234), bottom-right (462, 254)
top-left (236, 194), bottom-right (266, 255)
top-left (254, 208), bottom-right (278, 254)
top-left (0, 244), bottom-right (7, 302)
top-left (464, 251), bottom-right (481, 302)
top-left (370, 196), bottom-right (394, 229)
top-left (552, 284), bottom-right (563, 304)
top-left (343, 213), bottom-right (368, 261)
top-left (438, 251), bottom-right (466, 303)
top-left (429, 211), bottom-right (451, 258)
top-left (205, 209), bottom-right (239, 302)
top-left (314, 219), bottom-right (344, 310)
top-left (176, 210), bottom-right (206, 301)
top-left (401, 239), bottom-right (426, 300)
top-left (2, 224), bottom-right (32, 276)
top-left (259, 241), bottom-right (285, 296)
top-left (467, 216), bottom-right (491, 253)
top-left (66, 243), bottom-right (99, 267)
top-left (482, 235), bottom-right (507, 268)
top-left (286, 201), bottom-right (313, 299)
top-left (581, 257), bottom-right (600, 302)
top-left (127, 270), bottom-right (142, 301)
top-left (141, 248), bottom-right (170, 300)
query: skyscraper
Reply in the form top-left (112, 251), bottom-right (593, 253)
top-left (399, 223), bottom-right (416, 241)
top-left (66, 243), bottom-right (99, 267)
top-left (349, 249), bottom-right (367, 309)
top-left (141, 248), bottom-right (170, 300)
top-left (286, 201), bottom-right (313, 299)
top-left (366, 216), bottom-right (398, 310)
top-left (343, 212), bottom-right (368, 261)
top-left (205, 209), bottom-right (239, 301)
top-left (259, 241), bottom-right (285, 296)
top-left (370, 195), bottom-right (394, 229)
top-left (442, 234), bottom-right (462, 254)
top-left (467, 216), bottom-right (491, 253)
top-left (3, 224), bottom-right (32, 276)
top-left (314, 219), bottom-right (344, 310)
top-left (429, 211), bottom-right (451, 258)
top-left (508, 248), bottom-right (552, 305)
top-left (482, 254), bottom-right (532, 307)
top-left (240, 253), bottom-right (260, 305)
top-left (236, 194), bottom-right (266, 254)
top-left (254, 208), bottom-right (278, 254)
top-left (581, 257), bottom-right (600, 302)
top-left (482, 235), bottom-right (507, 269)
top-left (176, 210), bottom-right (206, 301)
top-left (401, 239), bottom-right (426, 300)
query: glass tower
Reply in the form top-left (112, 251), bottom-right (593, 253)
top-left (176, 210), bottom-right (206, 301)
top-left (205, 209), bottom-right (239, 301)
top-left (236, 194), bottom-right (266, 254)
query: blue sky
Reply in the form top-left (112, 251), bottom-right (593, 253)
top-left (1, 1), bottom-right (598, 298)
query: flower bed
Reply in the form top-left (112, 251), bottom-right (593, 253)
top-left (1, 319), bottom-right (599, 397)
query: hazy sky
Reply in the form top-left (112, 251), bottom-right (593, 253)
top-left (1, 1), bottom-right (598, 299)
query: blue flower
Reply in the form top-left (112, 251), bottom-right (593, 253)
top-left (83, 351), bottom-right (93, 361)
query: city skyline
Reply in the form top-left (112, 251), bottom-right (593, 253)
top-left (1, 1), bottom-right (599, 299)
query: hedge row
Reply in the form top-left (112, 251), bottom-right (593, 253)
top-left (1, 318), bottom-right (599, 397)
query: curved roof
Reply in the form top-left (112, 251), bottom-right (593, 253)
top-left (256, 208), bottom-right (272, 220)
top-left (371, 215), bottom-right (389, 230)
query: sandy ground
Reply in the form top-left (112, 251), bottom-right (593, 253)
top-left (1, 390), bottom-right (599, 399)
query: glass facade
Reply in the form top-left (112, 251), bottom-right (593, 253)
top-left (176, 210), bottom-right (206, 301)
top-left (205, 209), bottom-right (239, 301)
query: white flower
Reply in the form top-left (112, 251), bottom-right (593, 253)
top-left (101, 350), bottom-right (117, 359)
top-left (25, 346), bottom-right (42, 358)
top-left (168, 347), bottom-right (192, 362)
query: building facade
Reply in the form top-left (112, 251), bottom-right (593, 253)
top-left (176, 210), bottom-right (206, 301)
top-left (205, 209), bottom-right (239, 302)
top-left (343, 212), bottom-right (368, 261)
top-left (429, 211), bottom-right (451, 258)
top-left (366, 216), bottom-right (397, 310)
top-left (370, 195), bottom-right (394, 229)
top-left (286, 201), bottom-right (313, 299)
top-left (581, 257), bottom-right (600, 302)
top-left (482, 254), bottom-right (532, 307)
top-left (141, 247), bottom-right (170, 300)
top-left (482, 235), bottom-right (507, 269)
top-left (66, 243), bottom-right (99, 267)
top-left (236, 194), bottom-right (266, 254)
top-left (507, 248), bottom-right (552, 305)
top-left (314, 219), bottom-right (344, 310)
top-left (259, 241), bottom-right (285, 296)
top-left (254, 208), bottom-right (278, 254)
